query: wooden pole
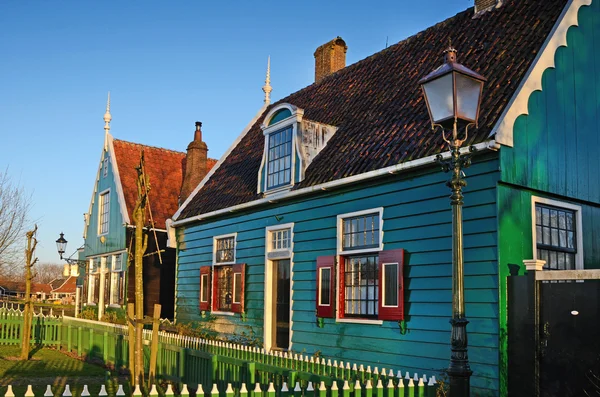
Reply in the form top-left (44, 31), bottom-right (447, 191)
top-left (148, 304), bottom-right (161, 387)
top-left (127, 302), bottom-right (136, 386)
top-left (20, 225), bottom-right (38, 360)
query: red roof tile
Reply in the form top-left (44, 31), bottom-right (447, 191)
top-left (113, 140), bottom-right (186, 229)
top-left (51, 276), bottom-right (77, 294)
top-left (179, 0), bottom-right (568, 219)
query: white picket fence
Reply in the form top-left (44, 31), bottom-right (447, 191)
top-left (1, 378), bottom-right (439, 397)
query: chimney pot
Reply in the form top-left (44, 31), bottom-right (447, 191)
top-left (181, 121), bottom-right (209, 204)
top-left (314, 37), bottom-right (347, 83)
top-left (474, 0), bottom-right (502, 14)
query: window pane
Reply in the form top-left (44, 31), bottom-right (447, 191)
top-left (320, 268), bottom-right (331, 305)
top-left (383, 264), bottom-right (398, 306)
top-left (535, 204), bottom-right (577, 271)
top-left (216, 237), bottom-right (235, 263)
top-left (342, 213), bottom-right (380, 251)
top-left (266, 127), bottom-right (293, 189)
top-left (344, 255), bottom-right (379, 318)
top-left (201, 274), bottom-right (209, 302)
top-left (216, 266), bottom-right (233, 311)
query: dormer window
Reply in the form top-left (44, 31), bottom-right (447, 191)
top-left (267, 127), bottom-right (293, 189)
top-left (258, 103), bottom-right (338, 195)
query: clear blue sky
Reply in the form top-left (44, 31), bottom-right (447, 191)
top-left (1, 0), bottom-right (473, 264)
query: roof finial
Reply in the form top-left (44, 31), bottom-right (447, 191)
top-left (103, 92), bottom-right (112, 133)
top-left (262, 56), bottom-right (272, 104)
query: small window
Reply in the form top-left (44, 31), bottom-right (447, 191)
top-left (215, 266), bottom-right (233, 311)
top-left (199, 266), bottom-right (211, 311)
top-left (215, 236), bottom-right (235, 264)
top-left (267, 127), bottom-right (293, 189)
top-left (112, 253), bottom-right (123, 272)
top-left (271, 229), bottom-right (291, 251)
top-left (319, 267), bottom-right (332, 306)
top-left (98, 191), bottom-right (110, 235)
top-left (103, 156), bottom-right (109, 177)
top-left (343, 254), bottom-right (379, 319)
top-left (535, 203), bottom-right (577, 270)
top-left (342, 213), bottom-right (380, 251)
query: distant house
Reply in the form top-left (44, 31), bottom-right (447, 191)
top-left (48, 277), bottom-right (77, 303)
top-left (78, 101), bottom-right (216, 320)
top-left (170, 0), bottom-right (600, 395)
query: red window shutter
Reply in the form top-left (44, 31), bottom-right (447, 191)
top-left (199, 266), bottom-right (212, 311)
top-left (316, 256), bottom-right (336, 318)
top-left (378, 249), bottom-right (405, 321)
top-left (231, 263), bottom-right (246, 313)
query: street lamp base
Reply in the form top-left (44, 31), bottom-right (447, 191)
top-left (448, 316), bottom-right (473, 397)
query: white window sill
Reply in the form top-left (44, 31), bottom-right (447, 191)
top-left (211, 311), bottom-right (235, 316)
top-left (337, 318), bottom-right (383, 325)
top-left (108, 304), bottom-right (122, 308)
top-left (264, 185), bottom-right (293, 197)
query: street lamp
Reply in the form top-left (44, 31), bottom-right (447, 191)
top-left (56, 232), bottom-right (87, 277)
top-left (419, 45), bottom-right (486, 397)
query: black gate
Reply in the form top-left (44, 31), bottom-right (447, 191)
top-left (508, 271), bottom-right (600, 396)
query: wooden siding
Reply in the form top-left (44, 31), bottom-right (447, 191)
top-left (83, 149), bottom-right (127, 258)
top-left (501, 1), bottom-right (600, 205)
top-left (177, 154), bottom-right (500, 395)
top-left (498, 3), bottom-right (600, 395)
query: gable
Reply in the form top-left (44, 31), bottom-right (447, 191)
top-left (178, 0), bottom-right (568, 220)
top-left (500, 0), bottom-right (600, 204)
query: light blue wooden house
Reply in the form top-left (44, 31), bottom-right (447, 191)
top-left (170, 0), bottom-right (600, 395)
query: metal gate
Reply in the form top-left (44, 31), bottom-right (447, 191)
top-left (508, 269), bottom-right (600, 396)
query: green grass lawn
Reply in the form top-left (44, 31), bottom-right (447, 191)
top-left (0, 346), bottom-right (131, 396)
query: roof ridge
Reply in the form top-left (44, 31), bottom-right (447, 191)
top-left (113, 138), bottom-right (186, 156)
top-left (274, 6), bottom-right (476, 106)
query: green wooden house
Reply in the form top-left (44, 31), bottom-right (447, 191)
top-left (170, 0), bottom-right (600, 395)
top-left (78, 101), bottom-right (215, 320)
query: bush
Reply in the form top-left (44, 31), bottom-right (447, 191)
top-left (80, 306), bottom-right (98, 320)
top-left (101, 307), bottom-right (126, 325)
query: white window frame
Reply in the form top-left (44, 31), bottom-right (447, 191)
top-left (213, 233), bottom-right (237, 265)
top-left (531, 196), bottom-right (583, 270)
top-left (98, 189), bottom-right (110, 236)
top-left (337, 208), bottom-right (384, 255)
top-left (258, 104), bottom-right (304, 195)
top-left (336, 208), bottom-right (385, 325)
top-left (263, 223), bottom-right (294, 351)
top-left (210, 233), bottom-right (237, 315)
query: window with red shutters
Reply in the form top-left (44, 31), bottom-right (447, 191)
top-left (316, 256), bottom-right (335, 318)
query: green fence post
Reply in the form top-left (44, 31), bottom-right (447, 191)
top-left (364, 380), bottom-right (372, 397)
top-left (240, 384), bottom-right (248, 397)
top-left (77, 327), bottom-right (82, 356)
top-left (331, 381), bottom-right (339, 397)
top-left (342, 380), bottom-right (350, 397)
top-left (179, 348), bottom-right (187, 384)
top-left (67, 325), bottom-right (72, 352)
top-left (148, 385), bottom-right (159, 397)
top-left (196, 384), bottom-right (205, 397)
top-left (293, 382), bottom-right (302, 397)
top-left (89, 328), bottom-right (94, 355)
top-left (387, 379), bottom-right (396, 397)
top-left (417, 378), bottom-right (425, 397)
top-left (247, 362), bottom-right (256, 386)
top-left (267, 382), bottom-right (276, 397)
top-left (318, 381), bottom-right (327, 397)
top-left (306, 382), bottom-right (314, 397)
top-left (181, 384), bottom-right (190, 397)
top-left (375, 379), bottom-right (383, 397)
top-left (103, 331), bottom-right (109, 363)
top-left (211, 355), bottom-right (219, 385)
top-left (426, 376), bottom-right (436, 397)
top-left (353, 380), bottom-right (361, 397)
top-left (253, 383), bottom-right (263, 397)
top-left (407, 378), bottom-right (414, 397)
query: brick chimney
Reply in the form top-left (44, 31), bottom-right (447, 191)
top-left (180, 121), bottom-right (208, 204)
top-left (475, 0), bottom-right (502, 14)
top-left (314, 37), bottom-right (347, 83)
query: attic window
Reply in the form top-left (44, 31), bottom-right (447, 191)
top-left (267, 127), bottom-right (293, 189)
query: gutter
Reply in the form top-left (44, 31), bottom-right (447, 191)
top-left (171, 139), bottom-right (499, 227)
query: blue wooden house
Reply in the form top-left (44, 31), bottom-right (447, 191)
top-left (171, 0), bottom-right (600, 395)
top-left (79, 101), bottom-right (215, 320)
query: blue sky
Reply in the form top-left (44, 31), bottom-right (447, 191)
top-left (1, 0), bottom-right (473, 264)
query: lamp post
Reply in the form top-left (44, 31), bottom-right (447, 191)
top-left (56, 232), bottom-right (87, 277)
top-left (419, 45), bottom-right (486, 397)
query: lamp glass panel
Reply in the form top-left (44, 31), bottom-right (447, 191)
top-left (56, 240), bottom-right (67, 254)
top-left (455, 73), bottom-right (482, 122)
top-left (422, 73), bottom-right (454, 123)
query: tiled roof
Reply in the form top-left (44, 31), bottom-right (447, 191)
top-left (33, 283), bottom-right (53, 294)
top-left (113, 139), bottom-right (186, 229)
top-left (51, 276), bottom-right (77, 294)
top-left (179, 0), bottom-right (567, 219)
top-left (49, 278), bottom-right (66, 290)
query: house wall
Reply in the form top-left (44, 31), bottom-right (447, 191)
top-left (176, 153), bottom-right (501, 395)
top-left (127, 229), bottom-right (176, 319)
top-left (498, 3), bottom-right (600, 394)
top-left (83, 149), bottom-right (127, 258)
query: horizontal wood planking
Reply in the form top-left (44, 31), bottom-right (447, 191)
top-left (176, 156), bottom-right (500, 394)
